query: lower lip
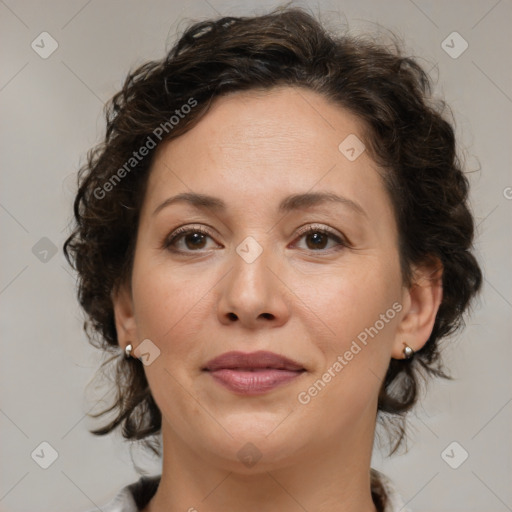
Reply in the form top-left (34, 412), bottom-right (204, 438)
top-left (206, 369), bottom-right (304, 395)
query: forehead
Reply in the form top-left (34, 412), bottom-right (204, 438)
top-left (174, 86), bottom-right (368, 159)
top-left (149, 87), bottom-right (371, 178)
top-left (143, 86), bottom-right (391, 224)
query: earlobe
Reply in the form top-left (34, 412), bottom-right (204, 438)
top-left (111, 282), bottom-right (138, 350)
top-left (392, 259), bottom-right (443, 359)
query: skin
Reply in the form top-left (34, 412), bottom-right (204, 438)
top-left (113, 86), bottom-right (443, 512)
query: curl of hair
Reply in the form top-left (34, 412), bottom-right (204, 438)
top-left (64, 6), bottom-right (482, 460)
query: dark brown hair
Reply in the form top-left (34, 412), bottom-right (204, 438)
top-left (64, 5), bottom-right (482, 465)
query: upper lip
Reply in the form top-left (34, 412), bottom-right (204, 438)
top-left (203, 351), bottom-right (305, 371)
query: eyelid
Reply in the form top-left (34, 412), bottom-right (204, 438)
top-left (294, 223), bottom-right (347, 242)
top-left (162, 224), bottom-right (217, 249)
top-left (291, 223), bottom-right (351, 252)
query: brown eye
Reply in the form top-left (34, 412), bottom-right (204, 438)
top-left (305, 231), bottom-right (329, 250)
top-left (163, 224), bottom-right (348, 255)
top-left (182, 232), bottom-right (208, 250)
top-left (294, 225), bottom-right (348, 252)
top-left (164, 226), bottom-right (217, 253)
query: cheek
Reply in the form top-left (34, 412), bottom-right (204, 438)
top-left (295, 278), bottom-right (400, 431)
top-left (300, 261), bottom-right (402, 403)
top-left (131, 259), bottom-right (208, 341)
top-left (298, 259), bottom-right (401, 342)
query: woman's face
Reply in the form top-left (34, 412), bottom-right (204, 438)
top-left (115, 86), bottom-right (415, 470)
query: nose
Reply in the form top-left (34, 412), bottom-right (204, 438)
top-left (216, 241), bottom-right (290, 329)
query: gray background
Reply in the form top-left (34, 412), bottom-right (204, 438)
top-left (1, 0), bottom-right (511, 511)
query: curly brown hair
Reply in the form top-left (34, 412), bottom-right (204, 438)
top-left (63, 6), bottom-right (482, 461)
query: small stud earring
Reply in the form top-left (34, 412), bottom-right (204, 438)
top-left (125, 344), bottom-right (133, 359)
top-left (403, 344), bottom-right (415, 359)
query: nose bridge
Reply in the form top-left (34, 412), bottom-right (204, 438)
top-left (231, 233), bottom-right (274, 301)
top-left (217, 231), bottom-right (288, 326)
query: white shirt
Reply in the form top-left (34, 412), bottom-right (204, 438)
top-left (87, 471), bottom-right (410, 512)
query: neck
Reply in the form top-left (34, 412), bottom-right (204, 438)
top-left (143, 414), bottom-right (379, 512)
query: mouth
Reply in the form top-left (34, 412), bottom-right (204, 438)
top-left (202, 351), bottom-right (306, 395)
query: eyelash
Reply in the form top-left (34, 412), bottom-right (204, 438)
top-left (163, 224), bottom-right (349, 255)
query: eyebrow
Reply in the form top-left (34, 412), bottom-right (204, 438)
top-left (152, 191), bottom-right (367, 218)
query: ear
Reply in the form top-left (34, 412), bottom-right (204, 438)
top-left (392, 258), bottom-right (443, 359)
top-left (111, 281), bottom-right (138, 351)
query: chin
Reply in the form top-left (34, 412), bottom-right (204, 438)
top-left (199, 422), bottom-right (309, 472)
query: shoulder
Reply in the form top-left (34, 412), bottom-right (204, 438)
top-left (82, 475), bottom-right (161, 512)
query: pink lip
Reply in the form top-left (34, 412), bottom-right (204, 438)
top-left (202, 350), bottom-right (306, 395)
top-left (208, 368), bottom-right (304, 395)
